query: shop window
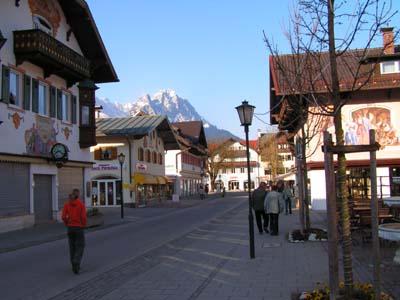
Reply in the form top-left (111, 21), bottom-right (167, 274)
top-left (138, 147), bottom-right (144, 161)
top-left (145, 150), bottom-right (151, 163)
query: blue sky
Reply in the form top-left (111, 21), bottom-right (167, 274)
top-left (87, 0), bottom-right (399, 139)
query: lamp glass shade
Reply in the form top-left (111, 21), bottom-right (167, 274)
top-left (118, 153), bottom-right (126, 165)
top-left (235, 100), bottom-right (255, 126)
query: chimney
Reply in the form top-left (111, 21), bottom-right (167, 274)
top-left (381, 27), bottom-right (394, 55)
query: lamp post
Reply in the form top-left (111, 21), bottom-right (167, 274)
top-left (235, 100), bottom-right (256, 259)
top-left (118, 152), bottom-right (126, 219)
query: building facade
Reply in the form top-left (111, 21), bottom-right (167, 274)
top-left (165, 121), bottom-right (208, 198)
top-left (269, 27), bottom-right (400, 210)
top-left (0, 0), bottom-right (117, 232)
top-left (213, 140), bottom-right (262, 191)
top-left (91, 115), bottom-right (179, 207)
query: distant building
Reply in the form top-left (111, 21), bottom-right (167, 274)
top-left (165, 121), bottom-right (208, 198)
top-left (212, 139), bottom-right (261, 191)
top-left (0, 0), bottom-right (117, 232)
top-left (90, 116), bottom-right (179, 207)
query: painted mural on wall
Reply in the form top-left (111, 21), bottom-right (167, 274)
top-left (344, 106), bottom-right (399, 146)
top-left (25, 115), bottom-right (58, 156)
top-left (28, 0), bottom-right (61, 36)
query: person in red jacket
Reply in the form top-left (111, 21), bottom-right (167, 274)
top-left (62, 189), bottom-right (87, 274)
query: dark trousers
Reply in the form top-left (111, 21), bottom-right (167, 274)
top-left (285, 199), bottom-right (292, 214)
top-left (254, 210), bottom-right (269, 233)
top-left (67, 227), bottom-right (85, 268)
top-left (269, 213), bottom-right (279, 235)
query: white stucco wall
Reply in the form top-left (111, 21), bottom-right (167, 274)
top-left (0, 1), bottom-right (91, 163)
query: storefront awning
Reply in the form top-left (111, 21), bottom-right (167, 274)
top-left (132, 173), bottom-right (158, 185)
top-left (156, 176), bottom-right (169, 185)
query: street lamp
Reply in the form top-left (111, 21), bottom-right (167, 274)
top-left (235, 100), bottom-right (256, 259)
top-left (118, 152), bottom-right (126, 219)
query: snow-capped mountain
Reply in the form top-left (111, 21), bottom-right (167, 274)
top-left (96, 89), bottom-right (238, 141)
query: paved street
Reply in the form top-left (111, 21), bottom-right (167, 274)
top-left (2, 193), bottom-right (398, 300)
top-left (0, 194), bottom-right (243, 300)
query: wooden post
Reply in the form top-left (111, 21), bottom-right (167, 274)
top-left (323, 131), bottom-right (339, 300)
top-left (369, 129), bottom-right (381, 299)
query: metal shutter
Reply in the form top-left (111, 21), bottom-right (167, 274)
top-left (0, 162), bottom-right (30, 216)
top-left (58, 167), bottom-right (84, 208)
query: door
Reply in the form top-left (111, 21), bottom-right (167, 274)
top-left (58, 167), bottom-right (83, 208)
top-left (92, 179), bottom-right (117, 206)
top-left (34, 175), bottom-right (53, 222)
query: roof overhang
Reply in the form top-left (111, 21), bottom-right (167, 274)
top-left (58, 0), bottom-right (119, 83)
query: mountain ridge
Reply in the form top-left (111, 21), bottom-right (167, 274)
top-left (96, 89), bottom-right (239, 141)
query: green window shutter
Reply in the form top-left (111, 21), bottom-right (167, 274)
top-left (32, 78), bottom-right (39, 113)
top-left (57, 89), bottom-right (62, 120)
top-left (49, 86), bottom-right (56, 118)
top-left (1, 65), bottom-right (10, 104)
top-left (71, 95), bottom-right (77, 124)
top-left (23, 75), bottom-right (31, 110)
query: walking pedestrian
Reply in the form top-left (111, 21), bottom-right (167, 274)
top-left (283, 181), bottom-right (294, 215)
top-left (252, 182), bottom-right (269, 234)
top-left (62, 189), bottom-right (87, 274)
top-left (264, 184), bottom-right (284, 235)
top-left (199, 185), bottom-right (205, 200)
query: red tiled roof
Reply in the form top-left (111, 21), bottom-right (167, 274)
top-left (239, 140), bottom-right (259, 152)
top-left (270, 46), bottom-right (400, 96)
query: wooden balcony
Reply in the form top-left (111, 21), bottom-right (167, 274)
top-left (14, 29), bottom-right (91, 86)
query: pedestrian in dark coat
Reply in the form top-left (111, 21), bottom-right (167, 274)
top-left (62, 189), bottom-right (87, 274)
top-left (252, 182), bottom-right (269, 234)
top-left (283, 181), bottom-right (294, 215)
top-left (264, 185), bottom-right (284, 235)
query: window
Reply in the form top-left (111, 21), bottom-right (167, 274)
top-left (231, 168), bottom-right (236, 174)
top-left (138, 148), bottom-right (144, 161)
top-left (145, 150), bottom-right (151, 163)
top-left (8, 70), bottom-right (20, 106)
top-left (158, 153), bottom-right (163, 165)
top-left (152, 151), bottom-right (157, 164)
top-left (381, 61), bottom-right (400, 74)
top-left (94, 147), bottom-right (117, 161)
top-left (81, 105), bottom-right (89, 125)
top-left (61, 92), bottom-right (70, 122)
top-left (38, 83), bottom-right (47, 115)
top-left (240, 168), bottom-right (245, 173)
top-left (33, 15), bottom-right (53, 35)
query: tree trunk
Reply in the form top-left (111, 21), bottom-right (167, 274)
top-left (301, 126), bottom-right (311, 230)
top-left (328, 1), bottom-right (353, 298)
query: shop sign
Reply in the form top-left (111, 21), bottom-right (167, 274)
top-left (92, 164), bottom-right (118, 171)
top-left (136, 163), bottom-right (148, 171)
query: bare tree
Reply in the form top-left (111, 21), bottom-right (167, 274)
top-left (266, 0), bottom-right (397, 298)
top-left (206, 140), bottom-right (237, 191)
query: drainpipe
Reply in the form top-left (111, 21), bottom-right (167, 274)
top-left (126, 136), bottom-right (133, 199)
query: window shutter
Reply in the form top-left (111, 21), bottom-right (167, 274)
top-left (49, 86), bottom-right (56, 118)
top-left (57, 89), bottom-right (62, 120)
top-left (94, 149), bottom-right (101, 160)
top-left (31, 78), bottom-right (39, 113)
top-left (1, 65), bottom-right (10, 103)
top-left (71, 95), bottom-right (77, 124)
top-left (23, 75), bottom-right (31, 110)
top-left (111, 147), bottom-right (117, 160)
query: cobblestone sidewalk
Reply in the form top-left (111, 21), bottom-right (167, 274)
top-left (51, 205), bottom-right (330, 300)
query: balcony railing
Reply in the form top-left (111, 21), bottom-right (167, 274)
top-left (14, 29), bottom-right (91, 86)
